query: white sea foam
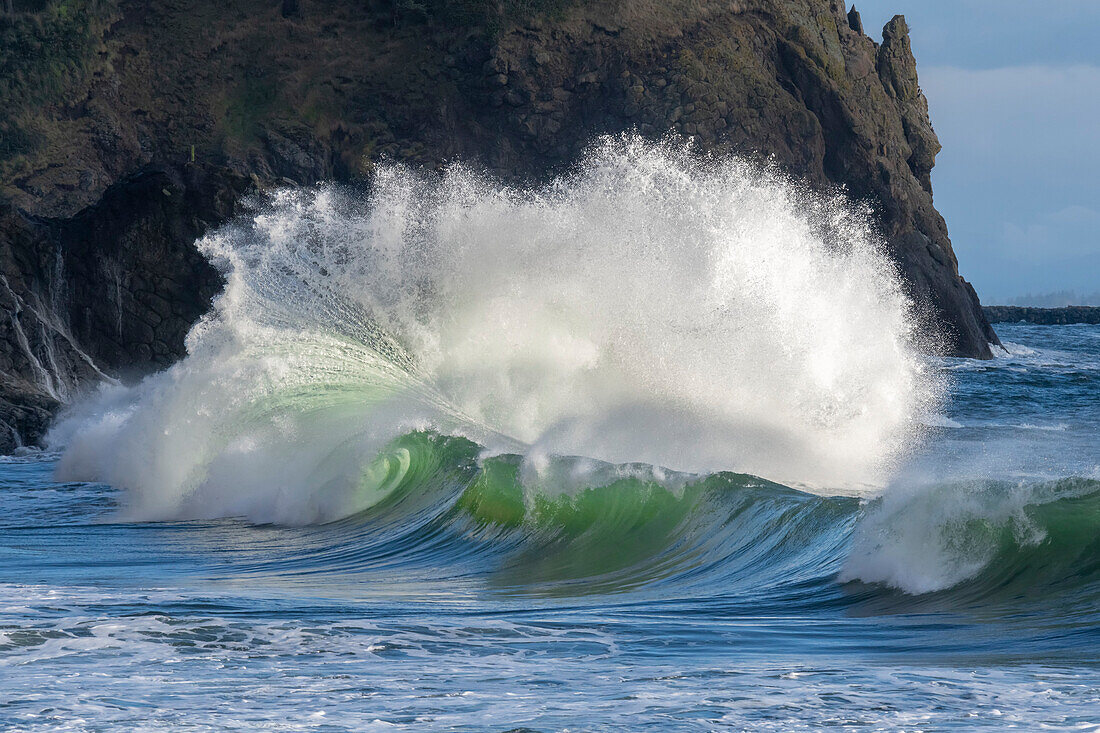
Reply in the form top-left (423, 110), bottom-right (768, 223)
top-left (999, 341), bottom-right (1039, 358)
top-left (923, 414), bottom-right (964, 429)
top-left (841, 480), bottom-right (1048, 594)
top-left (49, 136), bottom-right (940, 523)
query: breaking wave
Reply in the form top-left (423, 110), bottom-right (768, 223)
top-left (50, 137), bottom-right (1097, 601)
top-left (49, 136), bottom-right (938, 526)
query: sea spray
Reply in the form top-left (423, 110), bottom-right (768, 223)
top-left (50, 136), bottom-right (942, 523)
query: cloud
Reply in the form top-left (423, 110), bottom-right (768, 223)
top-left (1047, 205), bottom-right (1100, 226)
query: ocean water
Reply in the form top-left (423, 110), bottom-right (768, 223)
top-left (2, 141), bottom-right (1099, 730)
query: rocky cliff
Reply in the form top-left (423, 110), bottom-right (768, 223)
top-left (0, 0), bottom-right (999, 449)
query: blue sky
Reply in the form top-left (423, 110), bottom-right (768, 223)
top-left (854, 1), bottom-right (1100, 304)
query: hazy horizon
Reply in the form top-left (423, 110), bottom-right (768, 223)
top-left (1001, 290), bottom-right (1100, 307)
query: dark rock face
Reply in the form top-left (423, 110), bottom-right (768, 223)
top-left (57, 164), bottom-right (249, 375)
top-left (984, 306), bottom-right (1100, 326)
top-left (847, 7), bottom-right (864, 34)
top-left (0, 203), bottom-right (99, 452)
top-left (0, 0), bottom-right (999, 447)
top-left (0, 164), bottom-right (249, 449)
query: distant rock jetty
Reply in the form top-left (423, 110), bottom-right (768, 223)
top-left (984, 306), bottom-right (1100, 325)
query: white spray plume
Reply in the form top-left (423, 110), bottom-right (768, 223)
top-left (50, 136), bottom-right (941, 523)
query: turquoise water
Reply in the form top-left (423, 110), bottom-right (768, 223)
top-left (1, 323), bottom-right (1098, 731)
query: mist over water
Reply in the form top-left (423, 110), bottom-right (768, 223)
top-left (50, 137), bottom-right (940, 524)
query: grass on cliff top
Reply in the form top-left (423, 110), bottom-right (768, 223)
top-left (0, 0), bottom-right (116, 162)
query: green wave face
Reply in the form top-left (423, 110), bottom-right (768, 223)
top-left (347, 433), bottom-right (1100, 601)
top-left (341, 431), bottom-right (860, 596)
top-left (459, 455), bottom-right (704, 591)
top-left (975, 481), bottom-right (1100, 597)
top-left (354, 431), bottom-right (480, 511)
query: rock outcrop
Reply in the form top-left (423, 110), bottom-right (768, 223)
top-left (0, 164), bottom-right (249, 449)
top-left (0, 0), bottom-right (999, 448)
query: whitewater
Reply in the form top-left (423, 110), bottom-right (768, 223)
top-left (2, 138), bottom-right (1098, 730)
top-left (50, 137), bottom-right (938, 521)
